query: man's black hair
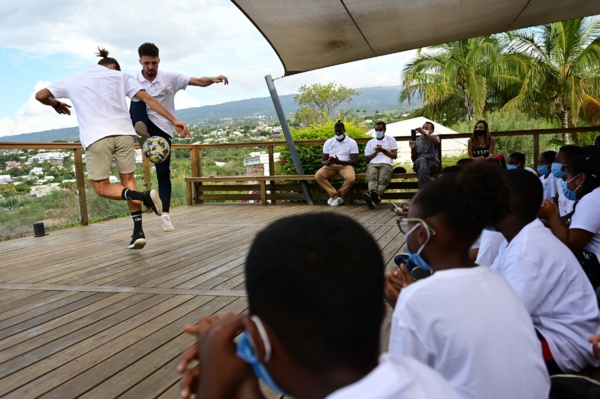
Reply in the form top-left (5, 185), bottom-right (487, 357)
top-left (375, 121), bottom-right (386, 130)
top-left (245, 213), bottom-right (383, 372)
top-left (509, 152), bottom-right (526, 165)
top-left (566, 155), bottom-right (600, 196)
top-left (138, 42), bottom-right (159, 58)
top-left (334, 120), bottom-right (345, 130)
top-left (540, 150), bottom-right (556, 164)
top-left (505, 169), bottom-right (543, 223)
top-left (558, 145), bottom-right (585, 163)
top-left (413, 161), bottom-right (509, 245)
top-left (424, 121), bottom-right (435, 131)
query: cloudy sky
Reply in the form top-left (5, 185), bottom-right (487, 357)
top-left (0, 0), bottom-right (416, 138)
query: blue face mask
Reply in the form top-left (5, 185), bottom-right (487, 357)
top-left (335, 134), bottom-right (345, 141)
top-left (405, 224), bottom-right (433, 271)
top-left (562, 175), bottom-right (581, 201)
top-left (375, 131), bottom-right (384, 139)
top-left (551, 162), bottom-right (566, 179)
top-left (507, 164), bottom-right (518, 170)
top-left (537, 165), bottom-right (550, 176)
top-left (236, 316), bottom-right (287, 396)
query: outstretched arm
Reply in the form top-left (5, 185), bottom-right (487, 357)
top-left (189, 75), bottom-right (229, 87)
top-left (135, 90), bottom-right (191, 138)
top-left (35, 88), bottom-right (72, 115)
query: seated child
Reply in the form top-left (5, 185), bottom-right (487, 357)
top-left (492, 169), bottom-right (600, 374)
top-left (178, 213), bottom-right (461, 399)
top-left (385, 161), bottom-right (550, 399)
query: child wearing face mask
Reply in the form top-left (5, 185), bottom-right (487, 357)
top-left (550, 145), bottom-right (586, 219)
top-left (177, 213), bottom-right (461, 399)
top-left (384, 161), bottom-right (550, 399)
top-left (538, 150), bottom-right (557, 201)
top-left (467, 120), bottom-right (495, 160)
top-left (539, 154), bottom-right (600, 289)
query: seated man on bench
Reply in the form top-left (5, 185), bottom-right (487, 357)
top-left (315, 120), bottom-right (358, 207)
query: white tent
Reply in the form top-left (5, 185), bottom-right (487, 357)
top-left (366, 117), bottom-right (468, 164)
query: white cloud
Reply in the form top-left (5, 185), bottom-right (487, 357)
top-left (0, 0), bottom-right (417, 137)
top-left (0, 82), bottom-right (78, 137)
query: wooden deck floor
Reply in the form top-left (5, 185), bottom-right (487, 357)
top-left (0, 204), bottom-right (404, 399)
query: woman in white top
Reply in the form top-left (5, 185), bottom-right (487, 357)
top-left (539, 155), bottom-right (600, 289)
top-left (384, 161), bottom-right (549, 399)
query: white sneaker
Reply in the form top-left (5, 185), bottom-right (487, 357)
top-left (161, 215), bottom-right (175, 232)
top-left (330, 197), bottom-right (344, 207)
top-left (327, 197), bottom-right (334, 205)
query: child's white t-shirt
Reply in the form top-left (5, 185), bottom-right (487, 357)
top-left (326, 354), bottom-right (461, 399)
top-left (540, 174), bottom-right (557, 202)
top-left (491, 218), bottom-right (600, 372)
top-left (570, 186), bottom-right (600, 259)
top-left (475, 229), bottom-right (506, 266)
top-left (389, 266), bottom-right (550, 399)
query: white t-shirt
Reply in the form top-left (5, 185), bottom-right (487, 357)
top-left (323, 136), bottom-right (359, 162)
top-left (326, 354), bottom-right (461, 399)
top-left (540, 174), bottom-right (557, 202)
top-left (475, 229), bottom-right (506, 266)
top-left (491, 218), bottom-right (600, 372)
top-left (389, 266), bottom-right (549, 399)
top-left (365, 135), bottom-right (398, 166)
top-left (570, 186), bottom-right (600, 259)
top-left (134, 70), bottom-right (189, 137)
top-left (47, 65), bottom-right (142, 149)
top-left (555, 176), bottom-right (575, 216)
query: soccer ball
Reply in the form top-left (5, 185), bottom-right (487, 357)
top-left (142, 136), bottom-right (170, 163)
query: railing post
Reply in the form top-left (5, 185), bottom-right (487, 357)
top-left (142, 155), bottom-right (151, 191)
top-left (190, 147), bottom-right (202, 204)
top-left (533, 133), bottom-right (540, 168)
top-left (268, 145), bottom-right (276, 205)
top-left (73, 148), bottom-right (88, 226)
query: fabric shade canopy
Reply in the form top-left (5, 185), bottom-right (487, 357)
top-left (232, 0), bottom-right (600, 76)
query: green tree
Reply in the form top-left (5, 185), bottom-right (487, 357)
top-left (294, 82), bottom-right (359, 125)
top-left (400, 35), bottom-right (527, 124)
top-left (503, 18), bottom-right (600, 144)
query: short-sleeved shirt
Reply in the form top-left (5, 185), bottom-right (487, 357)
top-left (570, 186), bottom-right (600, 258)
top-left (326, 354), bottom-right (461, 399)
top-left (323, 136), bottom-right (359, 162)
top-left (414, 135), bottom-right (439, 162)
top-left (556, 177), bottom-right (575, 216)
top-left (47, 65), bottom-right (142, 149)
top-left (491, 219), bottom-right (600, 372)
top-left (540, 174), bottom-right (557, 202)
top-left (133, 70), bottom-right (190, 137)
top-left (365, 135), bottom-right (398, 166)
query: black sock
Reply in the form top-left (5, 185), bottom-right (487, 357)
top-left (122, 188), bottom-right (144, 201)
top-left (131, 211), bottom-right (143, 233)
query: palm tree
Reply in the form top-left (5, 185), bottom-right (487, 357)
top-left (503, 18), bottom-right (600, 144)
top-left (400, 35), bottom-right (528, 124)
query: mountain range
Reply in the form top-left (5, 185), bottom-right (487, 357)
top-left (0, 85), bottom-right (418, 143)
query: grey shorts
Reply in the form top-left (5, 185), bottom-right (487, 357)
top-left (85, 135), bottom-right (136, 181)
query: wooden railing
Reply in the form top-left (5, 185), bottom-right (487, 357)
top-left (1, 126), bottom-right (598, 224)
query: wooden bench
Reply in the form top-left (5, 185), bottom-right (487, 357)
top-left (184, 173), bottom-right (420, 205)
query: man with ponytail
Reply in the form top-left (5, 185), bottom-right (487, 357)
top-left (35, 48), bottom-right (190, 250)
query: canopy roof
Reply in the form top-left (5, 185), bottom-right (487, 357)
top-left (232, 0), bottom-right (600, 76)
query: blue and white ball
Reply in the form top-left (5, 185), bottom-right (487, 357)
top-left (142, 136), bottom-right (170, 164)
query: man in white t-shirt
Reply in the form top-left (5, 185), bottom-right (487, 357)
top-left (363, 121), bottom-right (398, 209)
top-left (131, 42), bottom-right (228, 232)
top-left (315, 121), bottom-right (359, 207)
top-left (35, 48), bottom-right (190, 250)
top-left (491, 170), bottom-right (600, 374)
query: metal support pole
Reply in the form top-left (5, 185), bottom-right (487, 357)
top-left (265, 75), bottom-right (314, 205)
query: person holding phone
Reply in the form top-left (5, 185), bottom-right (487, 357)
top-left (409, 121), bottom-right (440, 188)
top-left (363, 121), bottom-right (398, 209)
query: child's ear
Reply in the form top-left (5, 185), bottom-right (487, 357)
top-left (243, 316), bottom-right (268, 362)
